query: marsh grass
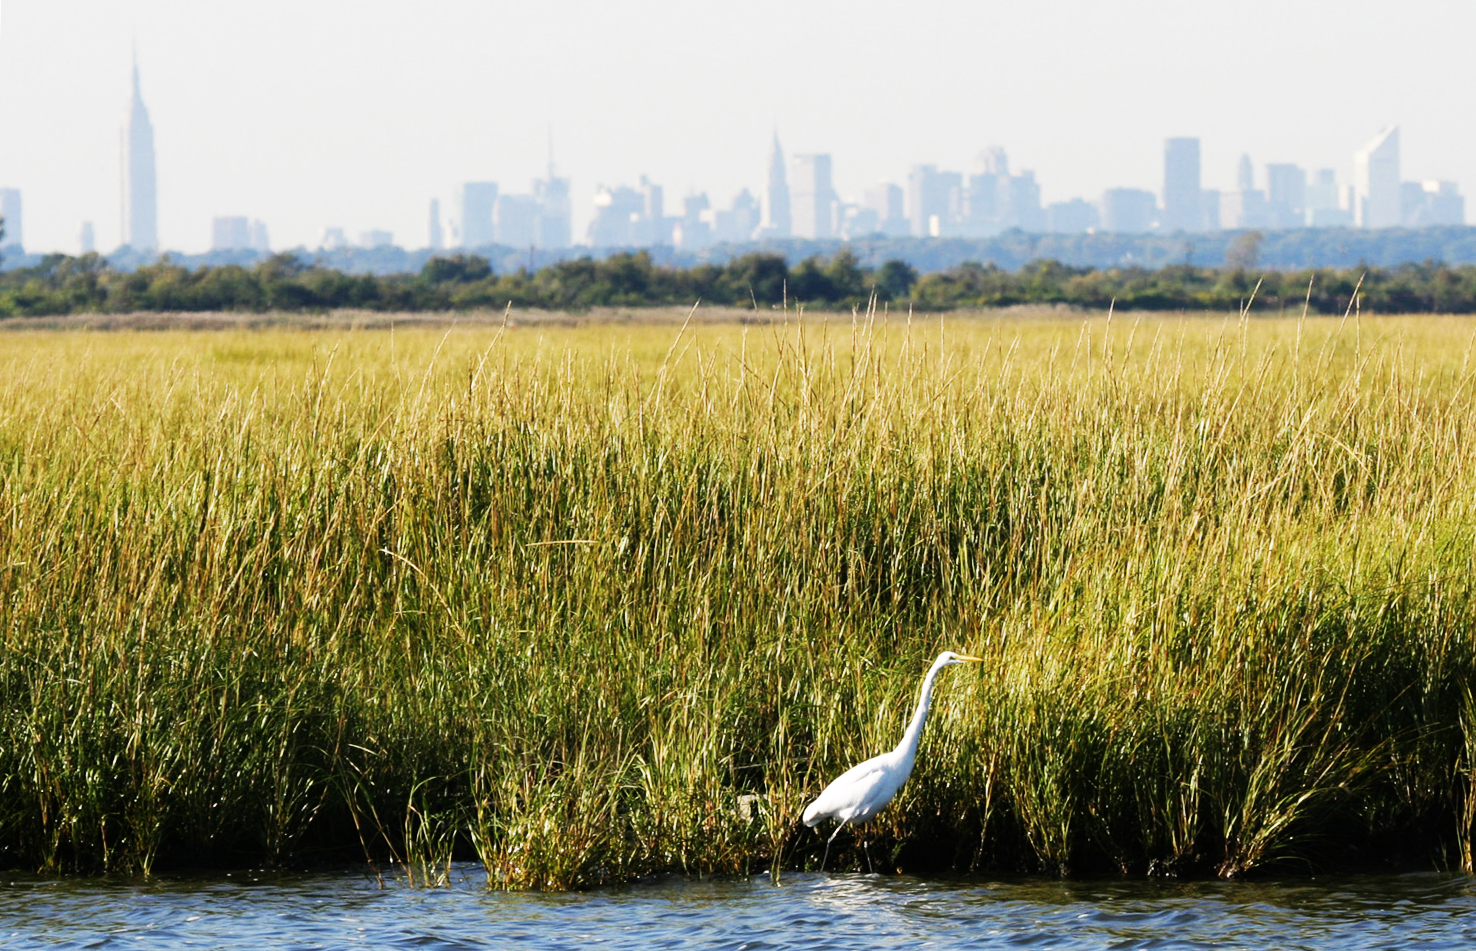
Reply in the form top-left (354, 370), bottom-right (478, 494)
top-left (0, 307), bottom-right (1474, 884)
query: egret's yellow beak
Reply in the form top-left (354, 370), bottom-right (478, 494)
top-left (957, 654), bottom-right (986, 663)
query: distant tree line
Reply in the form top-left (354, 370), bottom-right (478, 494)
top-left (0, 251), bottom-right (910, 316)
top-left (5, 248), bottom-right (1476, 316)
top-left (913, 259), bottom-right (1476, 314)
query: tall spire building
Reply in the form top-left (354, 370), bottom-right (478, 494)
top-left (121, 56), bottom-right (159, 251)
top-left (535, 134), bottom-right (573, 250)
top-left (757, 132), bottom-right (791, 238)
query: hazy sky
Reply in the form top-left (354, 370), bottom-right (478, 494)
top-left (2, 0), bottom-right (1473, 254)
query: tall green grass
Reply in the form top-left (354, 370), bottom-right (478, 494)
top-left (1, 309), bottom-right (1474, 884)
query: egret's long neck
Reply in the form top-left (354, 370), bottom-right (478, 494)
top-left (894, 658), bottom-right (949, 762)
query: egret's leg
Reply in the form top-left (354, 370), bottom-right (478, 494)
top-left (822, 822), bottom-right (845, 872)
top-left (863, 839), bottom-right (874, 873)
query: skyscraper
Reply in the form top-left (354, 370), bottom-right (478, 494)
top-left (674, 193), bottom-right (713, 249)
top-left (711, 189), bottom-right (760, 243)
top-left (964, 152), bottom-right (1002, 236)
top-left (0, 189), bottom-right (21, 250)
top-left (963, 147), bottom-right (1043, 233)
top-left (120, 57), bottom-right (158, 251)
top-left (1046, 199), bottom-right (1098, 234)
top-left (637, 175), bottom-right (671, 244)
top-left (758, 133), bottom-right (791, 238)
top-left (639, 176), bottom-right (664, 226)
top-left (1201, 190), bottom-right (1221, 231)
top-left (534, 168), bottom-right (572, 250)
top-left (998, 170), bottom-right (1043, 231)
top-left (864, 183), bottom-right (906, 235)
top-left (495, 194), bottom-right (539, 247)
top-left (1162, 138), bottom-right (1202, 232)
top-left (588, 185), bottom-right (645, 246)
top-left (212, 217), bottom-right (267, 252)
top-left (1100, 188), bottom-right (1157, 233)
top-left (907, 165), bottom-right (952, 237)
top-left (1237, 154), bottom-right (1255, 192)
top-left (1305, 169), bottom-right (1351, 227)
top-left (319, 227), bottom-right (348, 251)
top-left (428, 199), bottom-right (444, 251)
top-left (212, 216), bottom-right (251, 251)
top-left (1354, 125), bottom-right (1400, 229)
top-left (458, 182), bottom-right (498, 248)
top-left (1265, 164), bottom-right (1306, 228)
top-left (790, 154), bottom-right (836, 239)
top-left (1223, 155), bottom-right (1269, 229)
top-left (1408, 181), bottom-right (1465, 226)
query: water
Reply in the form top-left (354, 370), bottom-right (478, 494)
top-left (3, 867), bottom-right (1474, 950)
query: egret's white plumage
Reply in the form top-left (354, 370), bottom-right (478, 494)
top-left (802, 650), bottom-right (984, 870)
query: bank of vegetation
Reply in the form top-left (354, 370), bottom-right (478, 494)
top-left (7, 248), bottom-right (1476, 317)
top-left (1, 313), bottom-right (1474, 886)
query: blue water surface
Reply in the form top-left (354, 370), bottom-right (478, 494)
top-left (3, 866), bottom-right (1474, 950)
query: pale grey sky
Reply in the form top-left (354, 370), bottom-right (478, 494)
top-left (1, 0), bottom-right (1472, 254)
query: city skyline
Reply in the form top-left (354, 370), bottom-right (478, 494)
top-left (219, 124), bottom-right (1467, 255)
top-left (0, 55), bottom-right (1467, 258)
top-left (4, 99), bottom-right (1469, 259)
top-left (2, 1), bottom-right (1475, 254)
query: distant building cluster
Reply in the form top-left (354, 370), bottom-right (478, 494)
top-left (565, 127), bottom-right (1464, 253)
top-left (571, 137), bottom-right (1052, 250)
top-left (212, 216), bottom-right (270, 253)
top-left (0, 62), bottom-right (1467, 262)
top-left (436, 167), bottom-right (573, 254)
top-left (1162, 127), bottom-right (1463, 234)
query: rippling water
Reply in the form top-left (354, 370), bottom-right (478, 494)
top-left (3, 866), bottom-right (1474, 950)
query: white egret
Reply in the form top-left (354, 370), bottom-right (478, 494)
top-left (802, 650), bottom-right (985, 871)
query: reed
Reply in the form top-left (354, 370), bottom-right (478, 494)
top-left (0, 308), bottom-right (1473, 884)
